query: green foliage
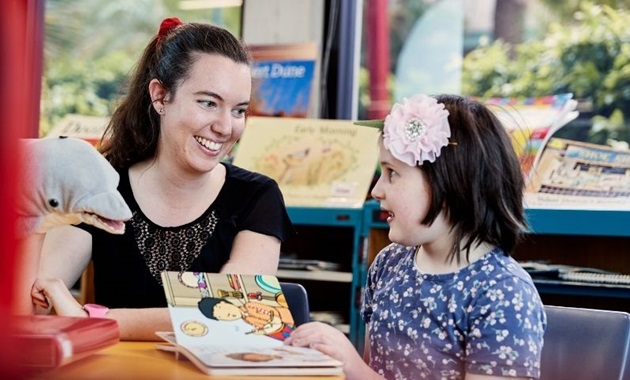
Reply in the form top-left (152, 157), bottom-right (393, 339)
top-left (40, 51), bottom-right (134, 135)
top-left (41, 0), bottom-right (242, 135)
top-left (462, 3), bottom-right (630, 144)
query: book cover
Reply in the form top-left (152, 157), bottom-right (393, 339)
top-left (12, 315), bottom-right (119, 370)
top-left (248, 42), bottom-right (319, 118)
top-left (483, 93), bottom-right (579, 179)
top-left (158, 272), bottom-right (343, 376)
top-left (45, 113), bottom-right (109, 147)
top-left (232, 116), bottom-right (380, 208)
top-left (525, 137), bottom-right (630, 210)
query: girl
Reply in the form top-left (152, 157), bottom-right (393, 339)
top-left (286, 94), bottom-right (546, 380)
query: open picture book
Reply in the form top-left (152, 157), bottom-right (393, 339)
top-left (157, 272), bottom-right (343, 376)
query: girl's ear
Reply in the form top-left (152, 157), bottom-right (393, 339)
top-left (149, 79), bottom-right (167, 113)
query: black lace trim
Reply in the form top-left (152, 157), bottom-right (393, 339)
top-left (131, 210), bottom-right (218, 285)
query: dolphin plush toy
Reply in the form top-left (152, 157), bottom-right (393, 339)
top-left (13, 136), bottom-right (132, 315)
top-left (16, 136), bottom-right (132, 238)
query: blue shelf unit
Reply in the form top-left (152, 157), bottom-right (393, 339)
top-left (364, 199), bottom-right (630, 237)
top-left (524, 207), bottom-right (630, 237)
top-left (286, 200), bottom-right (630, 350)
top-left (358, 199), bottom-right (630, 349)
top-left (285, 206), bottom-right (365, 347)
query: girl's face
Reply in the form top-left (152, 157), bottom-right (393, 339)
top-left (155, 53), bottom-right (251, 175)
top-left (371, 141), bottom-right (451, 248)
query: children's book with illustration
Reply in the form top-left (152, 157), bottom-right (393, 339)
top-left (232, 116), bottom-right (380, 208)
top-left (157, 272), bottom-right (343, 376)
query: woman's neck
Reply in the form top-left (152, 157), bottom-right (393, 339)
top-left (129, 159), bottom-right (225, 226)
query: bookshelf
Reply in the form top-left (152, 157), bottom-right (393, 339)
top-left (364, 199), bottom-right (630, 237)
top-left (281, 206), bottom-right (365, 346)
top-left (274, 201), bottom-right (630, 352)
top-left (362, 199), bottom-right (630, 311)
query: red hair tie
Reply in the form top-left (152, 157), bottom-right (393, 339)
top-left (157, 17), bottom-right (184, 45)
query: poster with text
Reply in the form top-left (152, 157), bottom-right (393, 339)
top-left (248, 42), bottom-right (319, 119)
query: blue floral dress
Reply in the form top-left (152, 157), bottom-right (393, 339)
top-left (361, 244), bottom-right (546, 380)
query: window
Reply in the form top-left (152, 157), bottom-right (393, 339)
top-left (40, 0), bottom-right (242, 137)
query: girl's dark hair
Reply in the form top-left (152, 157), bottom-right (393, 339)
top-left (99, 22), bottom-right (251, 170)
top-left (421, 94), bottom-right (527, 263)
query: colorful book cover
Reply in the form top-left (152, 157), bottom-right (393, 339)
top-left (482, 93), bottom-right (579, 179)
top-left (248, 42), bottom-right (319, 118)
top-left (159, 272), bottom-right (342, 376)
top-left (525, 137), bottom-right (630, 210)
top-left (232, 116), bottom-right (380, 208)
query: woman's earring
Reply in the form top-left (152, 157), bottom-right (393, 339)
top-left (158, 108), bottom-right (164, 114)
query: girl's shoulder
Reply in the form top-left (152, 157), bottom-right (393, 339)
top-left (371, 243), bottom-right (415, 268)
top-left (471, 249), bottom-right (539, 293)
top-left (486, 249), bottom-right (535, 282)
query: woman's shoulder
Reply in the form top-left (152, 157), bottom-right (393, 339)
top-left (217, 163), bottom-right (285, 210)
top-left (114, 167), bottom-right (134, 201)
top-left (224, 163), bottom-right (277, 186)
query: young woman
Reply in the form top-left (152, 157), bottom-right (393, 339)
top-left (286, 94), bottom-right (546, 380)
top-left (32, 18), bottom-right (294, 340)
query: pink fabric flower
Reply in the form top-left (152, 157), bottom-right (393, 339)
top-left (383, 94), bottom-right (451, 166)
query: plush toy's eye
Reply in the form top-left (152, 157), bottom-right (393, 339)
top-left (48, 199), bottom-right (60, 208)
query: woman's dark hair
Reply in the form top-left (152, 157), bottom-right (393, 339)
top-left (99, 22), bottom-right (251, 170)
top-left (420, 94), bottom-right (527, 263)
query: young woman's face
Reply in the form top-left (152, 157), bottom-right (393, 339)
top-left (158, 53), bottom-right (251, 174)
top-left (371, 141), bottom-right (450, 247)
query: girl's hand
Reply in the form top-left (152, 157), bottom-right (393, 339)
top-left (285, 322), bottom-right (377, 380)
top-left (31, 278), bottom-right (87, 317)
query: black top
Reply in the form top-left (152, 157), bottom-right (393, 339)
top-left (81, 163), bottom-right (294, 308)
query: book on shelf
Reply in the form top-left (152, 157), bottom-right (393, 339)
top-left (46, 113), bottom-right (109, 147)
top-left (248, 42), bottom-right (320, 119)
top-left (12, 315), bottom-right (119, 370)
top-left (157, 272), bottom-right (343, 376)
top-left (524, 137), bottom-right (630, 210)
top-left (232, 116), bottom-right (380, 208)
top-left (483, 93), bottom-right (579, 180)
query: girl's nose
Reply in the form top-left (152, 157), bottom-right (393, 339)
top-left (371, 175), bottom-right (385, 200)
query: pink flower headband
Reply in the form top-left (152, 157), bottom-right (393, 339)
top-left (356, 94), bottom-right (452, 166)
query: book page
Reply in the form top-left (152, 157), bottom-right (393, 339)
top-left (233, 116), bottom-right (380, 208)
top-left (162, 273), bottom-right (293, 348)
